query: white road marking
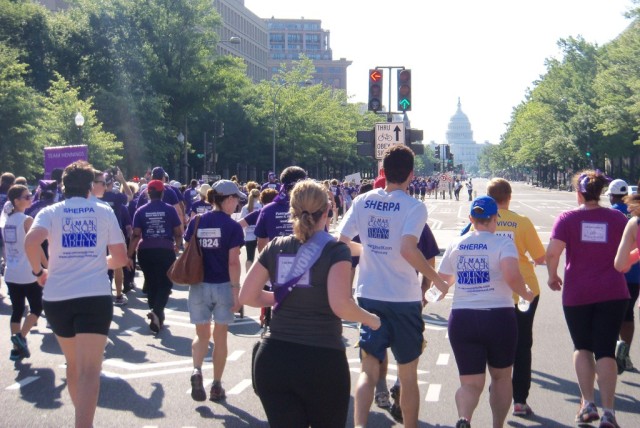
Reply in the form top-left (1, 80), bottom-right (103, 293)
top-left (227, 379), bottom-right (252, 395)
top-left (425, 384), bottom-right (441, 402)
top-left (6, 376), bottom-right (39, 390)
top-left (436, 353), bottom-right (450, 365)
top-left (227, 350), bottom-right (244, 361)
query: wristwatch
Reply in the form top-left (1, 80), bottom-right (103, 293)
top-left (32, 269), bottom-right (44, 277)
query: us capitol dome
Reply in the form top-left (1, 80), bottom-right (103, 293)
top-left (444, 98), bottom-right (487, 173)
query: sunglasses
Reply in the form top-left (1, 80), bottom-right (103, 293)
top-left (19, 194), bottom-right (33, 200)
top-left (93, 180), bottom-right (106, 185)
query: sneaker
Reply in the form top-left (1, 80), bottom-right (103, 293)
top-left (114, 295), bottom-right (128, 306)
top-left (190, 371), bottom-right (207, 402)
top-left (513, 403), bottom-right (534, 417)
top-left (374, 391), bottom-right (391, 408)
top-left (147, 312), bottom-right (160, 333)
top-left (615, 341), bottom-right (629, 375)
top-left (455, 418), bottom-right (471, 428)
top-left (9, 349), bottom-right (22, 362)
top-left (599, 411), bottom-right (620, 428)
top-left (624, 355), bottom-right (634, 371)
top-left (576, 402), bottom-right (599, 424)
top-left (11, 333), bottom-right (30, 359)
top-left (389, 403), bottom-right (403, 423)
top-left (390, 384), bottom-right (400, 401)
top-left (209, 382), bottom-right (226, 402)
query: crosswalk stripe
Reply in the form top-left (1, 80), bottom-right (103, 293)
top-left (425, 384), bottom-right (441, 402)
top-left (436, 353), bottom-right (450, 365)
top-left (227, 379), bottom-right (252, 395)
top-left (5, 376), bottom-right (39, 390)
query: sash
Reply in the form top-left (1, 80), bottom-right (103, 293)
top-left (273, 231), bottom-right (334, 312)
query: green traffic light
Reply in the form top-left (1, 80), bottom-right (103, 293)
top-left (399, 98), bottom-right (410, 109)
top-left (586, 152), bottom-right (591, 157)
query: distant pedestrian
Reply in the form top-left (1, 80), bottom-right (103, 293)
top-left (24, 161), bottom-right (128, 428)
top-left (466, 179), bottom-right (473, 201)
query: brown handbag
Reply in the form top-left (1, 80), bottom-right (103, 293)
top-left (167, 215), bottom-right (204, 285)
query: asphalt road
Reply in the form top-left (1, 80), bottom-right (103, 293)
top-left (0, 181), bottom-right (639, 427)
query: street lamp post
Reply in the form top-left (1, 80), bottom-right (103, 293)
top-left (75, 112), bottom-right (85, 145)
top-left (177, 131), bottom-right (185, 182)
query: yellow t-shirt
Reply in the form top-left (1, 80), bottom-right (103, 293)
top-left (494, 209), bottom-right (546, 301)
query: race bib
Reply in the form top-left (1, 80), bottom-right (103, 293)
top-left (581, 222), bottom-right (607, 243)
top-left (276, 255), bottom-right (311, 287)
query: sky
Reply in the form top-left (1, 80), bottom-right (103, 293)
top-left (244, 0), bottom-right (634, 145)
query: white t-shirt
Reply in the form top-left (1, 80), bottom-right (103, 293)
top-left (32, 197), bottom-right (125, 301)
top-left (338, 188), bottom-right (427, 302)
top-left (240, 202), bottom-right (262, 241)
top-left (2, 212), bottom-right (37, 284)
top-left (438, 231), bottom-right (518, 309)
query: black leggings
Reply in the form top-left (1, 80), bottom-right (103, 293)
top-left (137, 247), bottom-right (176, 323)
top-left (254, 338), bottom-right (350, 428)
top-left (563, 299), bottom-right (628, 360)
top-left (7, 282), bottom-right (43, 324)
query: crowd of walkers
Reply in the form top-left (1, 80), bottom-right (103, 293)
top-left (1, 151), bottom-right (639, 427)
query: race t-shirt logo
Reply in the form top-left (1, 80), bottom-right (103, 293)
top-left (61, 217), bottom-right (98, 247)
top-left (456, 255), bottom-right (490, 286)
top-left (367, 215), bottom-right (390, 239)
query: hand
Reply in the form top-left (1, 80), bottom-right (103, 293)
top-left (37, 269), bottom-right (48, 287)
top-left (366, 314), bottom-right (381, 331)
top-left (547, 275), bottom-right (562, 291)
top-left (115, 168), bottom-right (125, 182)
top-left (231, 294), bottom-right (241, 313)
top-left (127, 257), bottom-right (135, 270)
top-left (523, 288), bottom-right (535, 302)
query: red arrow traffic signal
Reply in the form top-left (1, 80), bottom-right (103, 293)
top-left (370, 70), bottom-right (382, 82)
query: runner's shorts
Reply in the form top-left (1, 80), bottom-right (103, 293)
top-left (43, 296), bottom-right (113, 338)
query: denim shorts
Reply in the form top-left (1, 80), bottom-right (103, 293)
top-left (357, 297), bottom-right (425, 364)
top-left (188, 281), bottom-right (235, 325)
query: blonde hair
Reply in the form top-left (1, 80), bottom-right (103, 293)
top-left (247, 188), bottom-right (260, 212)
top-left (289, 180), bottom-right (329, 242)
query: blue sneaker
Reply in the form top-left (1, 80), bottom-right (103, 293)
top-left (11, 333), bottom-right (30, 359)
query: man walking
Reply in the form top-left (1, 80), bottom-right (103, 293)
top-left (338, 146), bottom-right (448, 428)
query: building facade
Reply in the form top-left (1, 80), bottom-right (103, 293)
top-left (445, 98), bottom-right (487, 173)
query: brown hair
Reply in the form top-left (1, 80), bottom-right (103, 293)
top-left (573, 170), bottom-right (607, 202)
top-left (259, 188), bottom-right (278, 205)
top-left (486, 178), bottom-right (512, 204)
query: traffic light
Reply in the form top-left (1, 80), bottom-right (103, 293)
top-left (434, 145), bottom-right (440, 159)
top-left (368, 69), bottom-right (383, 112)
top-left (586, 150), bottom-right (591, 158)
top-left (397, 69), bottom-right (412, 111)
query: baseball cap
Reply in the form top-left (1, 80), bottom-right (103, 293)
top-left (606, 179), bottom-right (628, 196)
top-left (198, 183), bottom-right (212, 197)
top-left (212, 180), bottom-right (246, 199)
top-left (147, 180), bottom-right (164, 192)
top-left (151, 166), bottom-right (165, 179)
top-left (470, 196), bottom-right (498, 219)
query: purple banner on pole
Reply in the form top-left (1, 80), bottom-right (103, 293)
top-left (43, 145), bottom-right (88, 179)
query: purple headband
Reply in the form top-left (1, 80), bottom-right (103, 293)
top-left (578, 169), bottom-right (610, 193)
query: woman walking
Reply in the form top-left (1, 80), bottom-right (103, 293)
top-left (186, 180), bottom-right (245, 402)
top-left (240, 179), bottom-right (380, 427)
top-left (239, 188), bottom-right (261, 273)
top-left (2, 185), bottom-right (47, 361)
top-left (546, 170), bottom-right (629, 428)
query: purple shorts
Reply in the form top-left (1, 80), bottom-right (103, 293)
top-left (448, 307), bottom-right (517, 375)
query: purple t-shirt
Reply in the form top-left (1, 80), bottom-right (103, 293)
top-left (184, 211), bottom-right (244, 283)
top-left (136, 184), bottom-right (179, 210)
top-left (241, 209), bottom-right (260, 227)
top-left (261, 181), bottom-right (281, 192)
top-left (254, 199), bottom-right (292, 240)
top-left (551, 207), bottom-right (630, 306)
top-left (133, 200), bottom-right (182, 250)
top-left (418, 224), bottom-right (440, 259)
top-left (100, 190), bottom-right (128, 228)
top-left (189, 200), bottom-right (212, 216)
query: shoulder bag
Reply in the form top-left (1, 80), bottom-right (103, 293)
top-left (167, 215), bottom-right (204, 285)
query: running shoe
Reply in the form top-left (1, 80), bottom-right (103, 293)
top-left (455, 418), bottom-right (471, 428)
top-left (374, 391), bottom-right (391, 408)
top-left (9, 349), bottom-right (22, 362)
top-left (615, 341), bottom-right (629, 375)
top-left (513, 403), bottom-right (534, 417)
top-left (389, 403), bottom-right (403, 423)
top-left (11, 333), bottom-right (30, 359)
top-left (575, 402), bottom-right (599, 424)
top-left (209, 382), bottom-right (226, 402)
top-left (114, 295), bottom-right (128, 306)
top-left (599, 411), bottom-right (620, 428)
top-left (147, 311), bottom-right (160, 333)
top-left (190, 371), bottom-right (206, 402)
top-left (624, 355), bottom-right (635, 371)
top-left (390, 384), bottom-right (400, 401)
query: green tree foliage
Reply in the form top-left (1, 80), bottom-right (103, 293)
top-left (0, 44), bottom-right (43, 178)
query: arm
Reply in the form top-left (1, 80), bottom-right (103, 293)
top-left (327, 261), bottom-right (380, 329)
top-left (339, 234), bottom-right (361, 257)
top-left (615, 218), bottom-right (639, 272)
top-left (237, 218), bottom-right (248, 228)
top-left (24, 227), bottom-right (49, 286)
top-left (500, 256), bottom-right (534, 301)
top-left (545, 238), bottom-right (566, 291)
top-left (115, 169), bottom-right (133, 202)
top-left (239, 261), bottom-right (275, 308)
top-left (107, 242), bottom-right (128, 269)
top-left (420, 256), bottom-right (436, 306)
top-left (173, 225), bottom-right (183, 252)
top-left (23, 217), bottom-right (47, 269)
top-left (257, 237), bottom-right (269, 253)
top-left (128, 228), bottom-right (142, 257)
top-left (229, 246), bottom-right (242, 311)
top-left (400, 235), bottom-right (449, 294)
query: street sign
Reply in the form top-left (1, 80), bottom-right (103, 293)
top-left (375, 122), bottom-right (405, 159)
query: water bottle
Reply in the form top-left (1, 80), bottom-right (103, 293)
top-left (425, 286), bottom-right (443, 303)
top-left (517, 287), bottom-right (532, 312)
